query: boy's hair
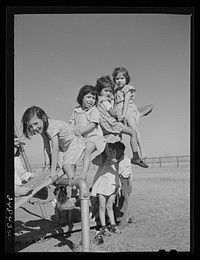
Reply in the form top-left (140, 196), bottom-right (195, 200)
top-left (95, 75), bottom-right (115, 95)
top-left (76, 85), bottom-right (98, 106)
top-left (21, 106), bottom-right (49, 139)
top-left (115, 141), bottom-right (125, 152)
top-left (112, 67), bottom-right (131, 85)
top-left (107, 142), bottom-right (117, 151)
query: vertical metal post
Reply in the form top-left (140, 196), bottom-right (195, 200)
top-left (57, 177), bottom-right (90, 252)
top-left (159, 157), bottom-right (162, 167)
top-left (76, 179), bottom-right (90, 252)
top-left (14, 123), bottom-right (47, 219)
top-left (176, 156), bottom-right (179, 167)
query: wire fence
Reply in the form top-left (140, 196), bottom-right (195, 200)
top-left (29, 155), bottom-right (190, 173)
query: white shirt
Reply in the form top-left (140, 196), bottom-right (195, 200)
top-left (118, 154), bottom-right (132, 179)
top-left (15, 156), bottom-right (32, 185)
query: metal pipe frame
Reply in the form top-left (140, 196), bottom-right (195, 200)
top-left (56, 177), bottom-right (90, 252)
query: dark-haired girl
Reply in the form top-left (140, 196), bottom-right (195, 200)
top-left (95, 75), bottom-right (148, 168)
top-left (69, 85), bottom-right (106, 179)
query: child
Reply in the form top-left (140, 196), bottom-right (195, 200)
top-left (112, 67), bottom-right (147, 159)
top-left (95, 75), bottom-right (148, 168)
top-left (69, 85), bottom-right (106, 179)
top-left (21, 106), bottom-right (85, 184)
top-left (14, 136), bottom-right (34, 197)
top-left (91, 142), bottom-right (122, 236)
top-left (114, 141), bottom-right (134, 228)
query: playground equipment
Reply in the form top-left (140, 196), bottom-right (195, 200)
top-left (14, 124), bottom-right (91, 252)
top-left (15, 123), bottom-right (48, 219)
top-left (138, 104), bottom-right (154, 117)
top-left (56, 177), bottom-right (90, 252)
top-left (14, 104), bottom-right (153, 252)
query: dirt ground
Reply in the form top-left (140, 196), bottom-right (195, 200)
top-left (14, 166), bottom-right (190, 253)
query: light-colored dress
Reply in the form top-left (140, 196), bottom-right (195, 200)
top-left (15, 156), bottom-right (32, 185)
top-left (113, 85), bottom-right (140, 124)
top-left (91, 158), bottom-right (121, 197)
top-left (45, 119), bottom-right (85, 166)
top-left (69, 106), bottom-right (106, 154)
top-left (97, 96), bottom-right (123, 135)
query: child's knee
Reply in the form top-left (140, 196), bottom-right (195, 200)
top-left (106, 203), bottom-right (113, 212)
top-left (63, 164), bottom-right (76, 179)
top-left (99, 204), bottom-right (106, 212)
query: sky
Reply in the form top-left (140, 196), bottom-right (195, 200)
top-left (14, 12), bottom-right (190, 164)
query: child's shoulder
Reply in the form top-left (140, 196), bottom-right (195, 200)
top-left (73, 105), bottom-right (82, 112)
top-left (48, 118), bottom-right (71, 130)
top-left (123, 84), bottom-right (136, 93)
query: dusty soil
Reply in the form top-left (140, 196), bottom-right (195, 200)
top-left (14, 166), bottom-right (190, 253)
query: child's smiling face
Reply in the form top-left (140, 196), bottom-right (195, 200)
top-left (27, 114), bottom-right (44, 135)
top-left (82, 92), bottom-right (96, 110)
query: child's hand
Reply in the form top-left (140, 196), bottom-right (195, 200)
top-left (14, 137), bottom-right (26, 146)
top-left (50, 170), bottom-right (59, 183)
top-left (117, 115), bottom-right (124, 122)
top-left (73, 125), bottom-right (82, 135)
top-left (118, 114), bottom-right (126, 123)
top-left (123, 117), bottom-right (128, 125)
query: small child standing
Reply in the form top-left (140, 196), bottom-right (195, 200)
top-left (112, 67), bottom-right (147, 159)
top-left (91, 142), bottom-right (122, 236)
top-left (114, 141), bottom-right (134, 227)
top-left (95, 75), bottom-right (148, 168)
top-left (69, 85), bottom-right (106, 180)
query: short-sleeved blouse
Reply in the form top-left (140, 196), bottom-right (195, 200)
top-left (45, 119), bottom-right (85, 165)
top-left (45, 119), bottom-right (80, 152)
top-left (97, 96), bottom-right (123, 135)
top-left (69, 106), bottom-right (106, 153)
top-left (113, 85), bottom-right (140, 123)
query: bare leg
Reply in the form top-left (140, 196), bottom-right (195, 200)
top-left (63, 164), bottom-right (76, 179)
top-left (121, 125), bottom-right (148, 168)
top-left (98, 194), bottom-right (107, 227)
top-left (127, 118), bottom-right (147, 159)
top-left (121, 125), bottom-right (138, 154)
top-left (81, 141), bottom-right (96, 179)
top-left (106, 194), bottom-right (116, 225)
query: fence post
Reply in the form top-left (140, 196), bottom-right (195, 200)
top-left (176, 156), bottom-right (179, 167)
top-left (159, 157), bottom-right (162, 167)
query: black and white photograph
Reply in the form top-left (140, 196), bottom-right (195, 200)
top-left (6, 6), bottom-right (193, 253)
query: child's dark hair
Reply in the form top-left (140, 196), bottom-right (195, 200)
top-left (76, 85), bottom-right (98, 106)
top-left (114, 142), bottom-right (126, 152)
top-left (21, 106), bottom-right (49, 139)
top-left (115, 141), bottom-right (125, 152)
top-left (115, 141), bottom-right (125, 160)
top-left (112, 67), bottom-right (131, 85)
top-left (107, 142), bottom-right (117, 151)
top-left (95, 75), bottom-right (115, 95)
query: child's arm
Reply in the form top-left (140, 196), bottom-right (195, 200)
top-left (75, 122), bottom-right (97, 136)
top-left (42, 134), bottom-right (51, 167)
top-left (107, 107), bottom-right (119, 120)
top-left (122, 91), bottom-right (131, 117)
top-left (49, 135), bottom-right (60, 181)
